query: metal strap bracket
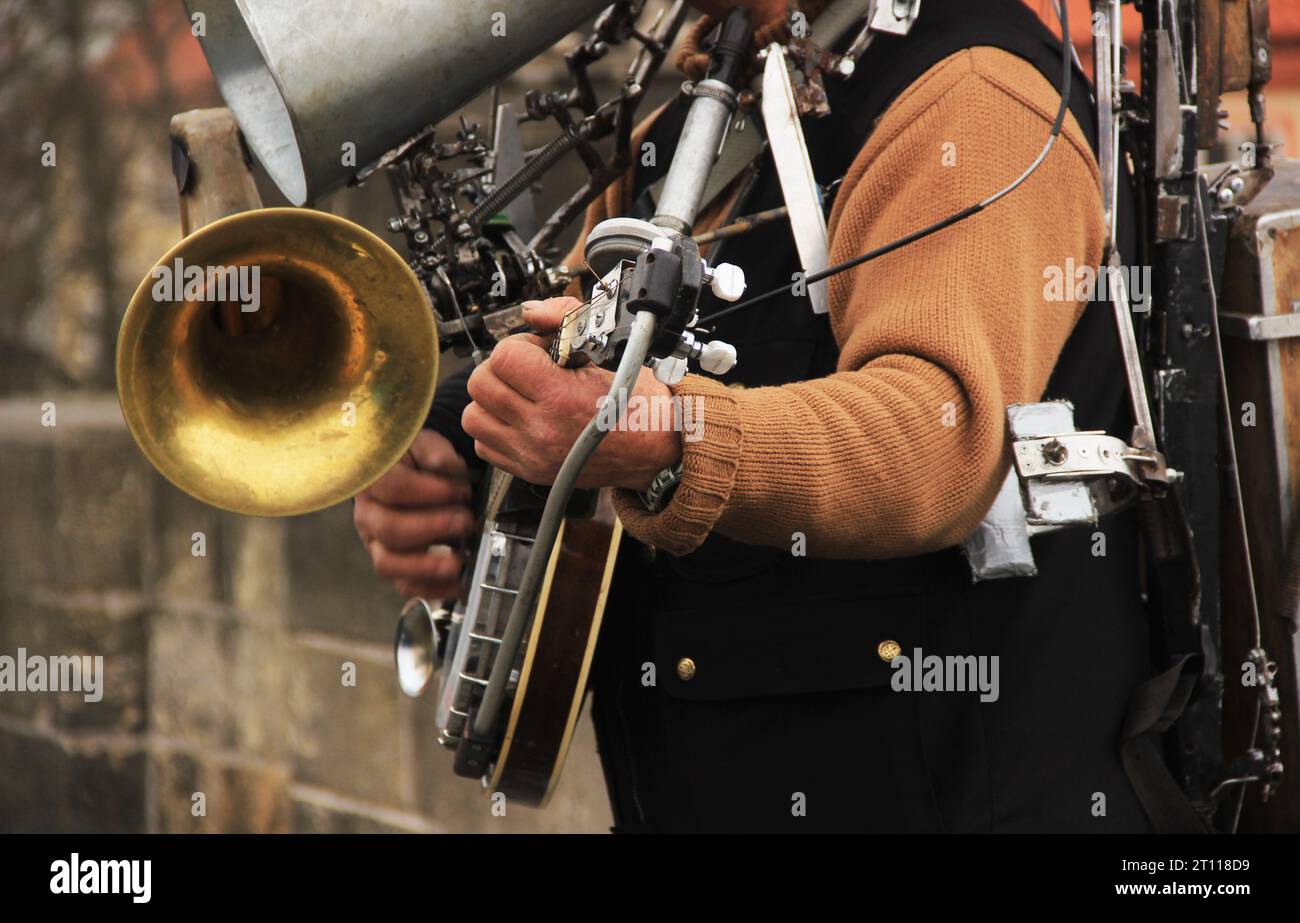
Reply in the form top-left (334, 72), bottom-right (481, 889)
top-left (1218, 309), bottom-right (1300, 341)
top-left (1012, 431), bottom-right (1145, 482)
top-left (962, 401), bottom-right (1148, 580)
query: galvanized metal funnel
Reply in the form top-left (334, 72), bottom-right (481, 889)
top-left (186, 0), bottom-right (609, 204)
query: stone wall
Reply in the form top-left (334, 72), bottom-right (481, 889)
top-left (0, 394), bottom-right (611, 833)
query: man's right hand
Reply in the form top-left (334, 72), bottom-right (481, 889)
top-left (354, 429), bottom-right (475, 601)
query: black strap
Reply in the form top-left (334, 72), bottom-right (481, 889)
top-left (1120, 654), bottom-right (1214, 833)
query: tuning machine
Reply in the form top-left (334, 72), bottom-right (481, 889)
top-left (649, 241), bottom-right (744, 385)
top-left (574, 218), bottom-right (743, 383)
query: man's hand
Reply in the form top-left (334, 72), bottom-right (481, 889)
top-left (462, 298), bottom-right (683, 491)
top-left (354, 430), bottom-right (474, 600)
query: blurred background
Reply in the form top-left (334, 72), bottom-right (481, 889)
top-left (0, 0), bottom-right (1297, 833)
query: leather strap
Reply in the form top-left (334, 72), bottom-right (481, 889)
top-left (1120, 654), bottom-right (1215, 833)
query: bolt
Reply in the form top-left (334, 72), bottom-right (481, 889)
top-left (1041, 438), bottom-right (1068, 466)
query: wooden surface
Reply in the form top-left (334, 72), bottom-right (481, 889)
top-left (169, 108), bottom-right (262, 234)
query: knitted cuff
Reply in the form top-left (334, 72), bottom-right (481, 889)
top-left (611, 374), bottom-right (744, 556)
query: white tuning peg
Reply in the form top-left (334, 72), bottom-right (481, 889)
top-left (698, 340), bottom-right (737, 376)
top-left (653, 355), bottom-right (689, 386)
top-left (708, 263), bottom-right (746, 302)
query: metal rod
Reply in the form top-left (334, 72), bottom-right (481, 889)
top-left (692, 206), bottom-right (789, 245)
top-left (1092, 0), bottom-right (1159, 455)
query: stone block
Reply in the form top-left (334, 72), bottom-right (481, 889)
top-left (148, 607), bottom-right (289, 758)
top-left (0, 727), bottom-right (146, 833)
top-left (221, 514), bottom-right (289, 622)
top-left (0, 596), bottom-right (147, 734)
top-left (286, 504), bottom-right (404, 645)
top-left (50, 428), bottom-right (148, 593)
top-left (290, 791), bottom-right (435, 834)
top-left (287, 639), bottom-right (404, 808)
top-left (147, 479), bottom-right (225, 604)
top-left (151, 748), bottom-right (291, 833)
top-left (0, 440), bottom-right (56, 597)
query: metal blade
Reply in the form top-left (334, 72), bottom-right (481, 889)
top-left (491, 102), bottom-right (539, 242)
top-left (762, 43), bottom-right (830, 314)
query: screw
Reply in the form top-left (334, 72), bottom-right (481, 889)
top-left (1041, 439), bottom-right (1068, 466)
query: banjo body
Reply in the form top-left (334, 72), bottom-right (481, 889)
top-left (435, 295), bottom-right (627, 807)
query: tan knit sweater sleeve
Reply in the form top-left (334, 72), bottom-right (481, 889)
top-left (611, 46), bottom-right (1106, 559)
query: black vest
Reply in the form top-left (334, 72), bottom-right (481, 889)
top-left (588, 0), bottom-right (1155, 833)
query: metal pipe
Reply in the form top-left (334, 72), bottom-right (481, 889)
top-left (652, 79), bottom-right (738, 234)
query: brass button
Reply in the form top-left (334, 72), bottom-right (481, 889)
top-left (877, 640), bottom-right (901, 662)
top-left (676, 657), bottom-right (697, 681)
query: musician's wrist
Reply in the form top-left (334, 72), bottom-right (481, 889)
top-left (618, 428), bottom-right (682, 493)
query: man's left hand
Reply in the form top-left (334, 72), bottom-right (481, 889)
top-left (462, 298), bottom-right (683, 492)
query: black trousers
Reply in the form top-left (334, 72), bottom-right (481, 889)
top-left (587, 519), bottom-right (1155, 834)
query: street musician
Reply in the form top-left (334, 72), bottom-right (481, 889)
top-left (354, 0), bottom-right (1157, 832)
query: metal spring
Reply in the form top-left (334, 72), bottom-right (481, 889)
top-left (468, 129), bottom-right (583, 226)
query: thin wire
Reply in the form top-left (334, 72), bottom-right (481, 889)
top-left (1190, 176), bottom-right (1265, 834)
top-left (701, 0), bottom-right (1074, 325)
top-left (1191, 182), bottom-right (1262, 650)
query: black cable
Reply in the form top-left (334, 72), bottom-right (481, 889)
top-left (702, 0), bottom-right (1074, 325)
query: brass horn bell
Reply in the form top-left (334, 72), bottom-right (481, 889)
top-left (116, 207), bottom-right (437, 516)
